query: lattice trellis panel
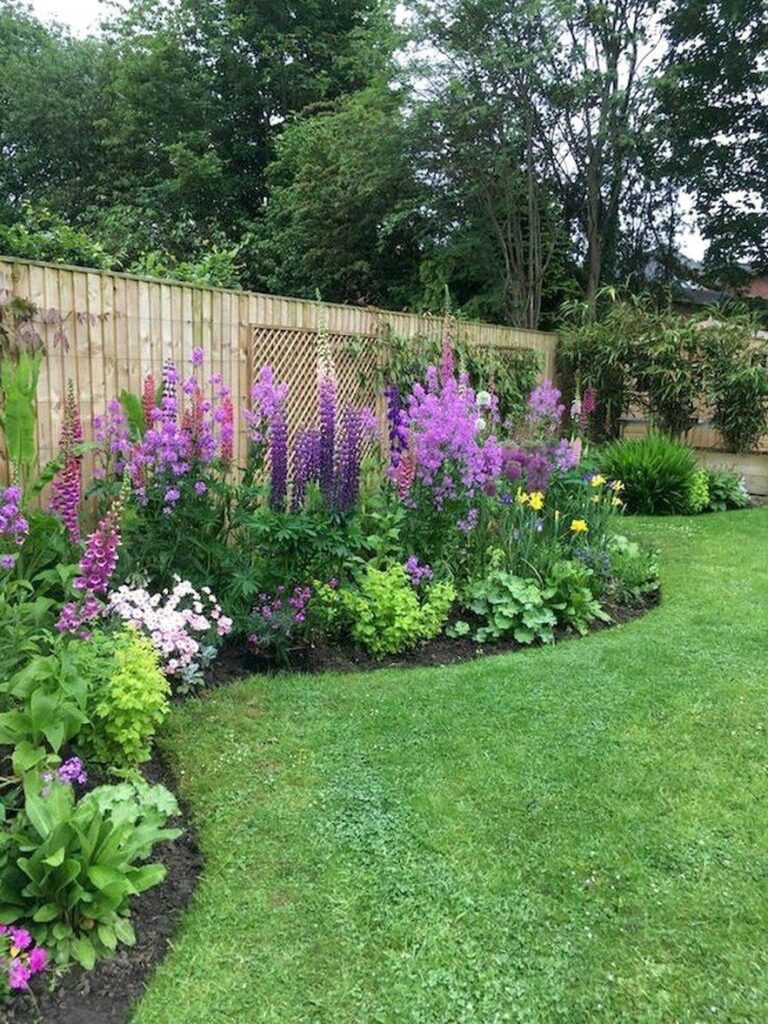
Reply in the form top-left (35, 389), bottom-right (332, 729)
top-left (249, 325), bottom-right (382, 441)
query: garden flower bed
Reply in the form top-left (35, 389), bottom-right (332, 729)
top-left (0, 331), bottom-right (670, 1016)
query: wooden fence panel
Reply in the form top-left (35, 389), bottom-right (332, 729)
top-left (0, 255), bottom-right (559, 484)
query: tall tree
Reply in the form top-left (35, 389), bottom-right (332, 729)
top-left (0, 2), bottom-right (108, 221)
top-left (247, 81), bottom-right (423, 307)
top-left (415, 0), bottom-right (664, 309)
top-left (659, 0), bottom-right (768, 274)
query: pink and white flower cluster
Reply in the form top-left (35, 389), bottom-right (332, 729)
top-left (107, 577), bottom-right (232, 680)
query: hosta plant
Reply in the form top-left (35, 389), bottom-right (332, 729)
top-left (705, 469), bottom-right (750, 512)
top-left (0, 773), bottom-right (180, 968)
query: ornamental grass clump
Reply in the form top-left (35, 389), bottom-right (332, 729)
top-left (599, 434), bottom-right (698, 515)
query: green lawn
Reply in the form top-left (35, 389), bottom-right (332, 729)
top-left (133, 509), bottom-right (768, 1024)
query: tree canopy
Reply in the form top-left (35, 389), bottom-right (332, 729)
top-left (0, 0), bottom-right (764, 324)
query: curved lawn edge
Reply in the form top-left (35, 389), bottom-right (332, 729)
top-left (134, 509), bottom-right (768, 1024)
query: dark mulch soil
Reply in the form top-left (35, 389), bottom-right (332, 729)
top-left (3, 754), bottom-right (203, 1024)
top-left (209, 592), bottom-right (661, 681)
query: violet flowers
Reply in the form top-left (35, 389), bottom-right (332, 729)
top-left (50, 381), bottom-right (83, 543)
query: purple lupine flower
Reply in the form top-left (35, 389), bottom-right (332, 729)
top-left (246, 366), bottom-right (288, 445)
top-left (269, 399), bottom-right (289, 511)
top-left (291, 427), bottom-right (320, 512)
top-left (384, 385), bottom-right (410, 467)
top-left (191, 346), bottom-right (204, 367)
top-left (0, 553), bottom-right (17, 570)
top-left (318, 373), bottom-right (337, 504)
top-left (194, 481), bottom-right (208, 495)
top-left (334, 406), bottom-right (376, 513)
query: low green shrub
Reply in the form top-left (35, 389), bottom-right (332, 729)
top-left (542, 560), bottom-right (610, 636)
top-left (0, 773), bottom-right (179, 967)
top-left (604, 534), bottom-right (660, 606)
top-left (705, 469), bottom-right (750, 511)
top-left (461, 571), bottom-right (557, 645)
top-left (0, 642), bottom-right (89, 764)
top-left (75, 628), bottom-right (170, 769)
top-left (339, 565), bottom-right (455, 657)
top-left (599, 434), bottom-right (698, 515)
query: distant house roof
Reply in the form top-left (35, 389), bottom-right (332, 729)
top-left (644, 254), bottom-right (768, 307)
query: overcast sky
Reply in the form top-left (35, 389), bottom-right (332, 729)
top-left (32, 0), bottom-right (706, 261)
top-left (32, 0), bottom-right (104, 35)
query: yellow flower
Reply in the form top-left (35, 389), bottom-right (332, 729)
top-left (590, 474), bottom-right (606, 487)
top-left (610, 479), bottom-right (624, 492)
top-left (554, 509), bottom-right (561, 523)
top-left (570, 518), bottom-right (589, 534)
top-left (528, 490), bottom-right (545, 511)
top-left (516, 488), bottom-right (529, 506)
top-left (611, 496), bottom-right (624, 508)
top-left (591, 494), bottom-right (601, 504)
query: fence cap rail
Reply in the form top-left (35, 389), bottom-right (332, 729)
top-left (0, 253), bottom-right (558, 341)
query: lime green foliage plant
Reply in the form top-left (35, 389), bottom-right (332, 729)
top-left (685, 468), bottom-right (710, 514)
top-left (0, 773), bottom-right (180, 967)
top-left (339, 565), bottom-right (455, 657)
top-left (599, 434), bottom-right (698, 515)
top-left (76, 629), bottom-right (170, 769)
